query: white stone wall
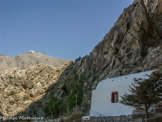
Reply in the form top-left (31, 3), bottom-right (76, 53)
top-left (90, 70), bottom-right (154, 116)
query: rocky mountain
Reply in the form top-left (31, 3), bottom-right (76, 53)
top-left (1, 0), bottom-right (162, 119)
top-left (0, 51), bottom-right (70, 72)
top-left (0, 52), bottom-right (72, 117)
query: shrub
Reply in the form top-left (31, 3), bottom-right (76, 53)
top-left (10, 91), bottom-right (15, 95)
top-left (44, 97), bottom-right (63, 118)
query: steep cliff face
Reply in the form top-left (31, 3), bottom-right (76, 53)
top-left (12, 0), bottom-right (162, 118)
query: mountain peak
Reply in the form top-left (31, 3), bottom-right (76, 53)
top-left (0, 52), bottom-right (72, 71)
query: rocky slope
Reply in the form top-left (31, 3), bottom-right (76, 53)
top-left (0, 51), bottom-right (70, 72)
top-left (0, 52), bottom-right (72, 117)
top-left (5, 0), bottom-right (162, 119)
top-left (0, 63), bottom-right (72, 117)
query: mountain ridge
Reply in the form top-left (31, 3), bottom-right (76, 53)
top-left (0, 51), bottom-right (72, 72)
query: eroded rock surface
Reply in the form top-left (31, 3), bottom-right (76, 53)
top-left (0, 52), bottom-right (72, 117)
top-left (0, 63), bottom-right (71, 117)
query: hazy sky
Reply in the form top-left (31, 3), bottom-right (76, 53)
top-left (0, 0), bottom-right (133, 60)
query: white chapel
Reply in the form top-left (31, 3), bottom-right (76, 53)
top-left (90, 70), bottom-right (154, 117)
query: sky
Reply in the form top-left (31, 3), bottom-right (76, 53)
top-left (0, 0), bottom-right (133, 60)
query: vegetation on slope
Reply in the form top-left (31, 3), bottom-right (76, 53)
top-left (44, 69), bottom-right (85, 119)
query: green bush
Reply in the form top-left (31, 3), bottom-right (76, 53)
top-left (10, 91), bottom-right (15, 95)
top-left (44, 97), bottom-right (63, 118)
top-left (67, 69), bottom-right (85, 111)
